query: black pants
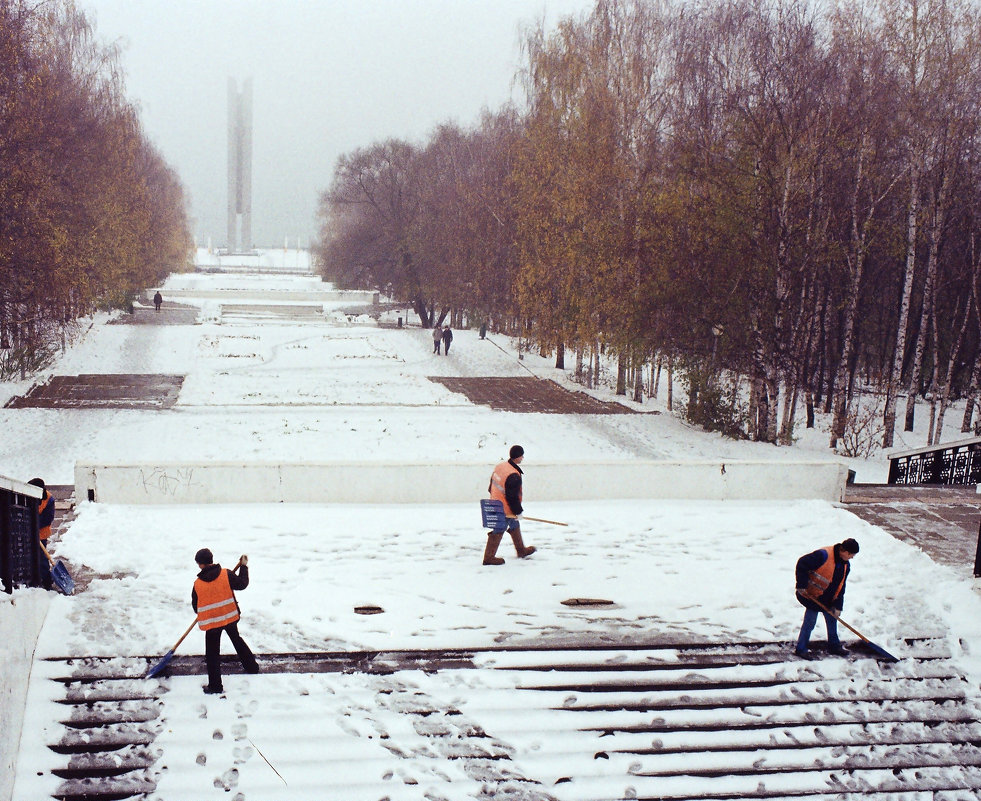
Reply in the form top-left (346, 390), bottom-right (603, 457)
top-left (205, 620), bottom-right (258, 690)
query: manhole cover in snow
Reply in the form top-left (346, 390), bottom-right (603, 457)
top-left (354, 605), bottom-right (385, 615)
top-left (561, 598), bottom-right (615, 607)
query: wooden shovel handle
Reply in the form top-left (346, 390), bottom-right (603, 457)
top-left (521, 516), bottom-right (568, 527)
top-left (172, 619), bottom-right (198, 651)
top-left (38, 541), bottom-right (56, 567)
top-left (797, 591), bottom-right (870, 643)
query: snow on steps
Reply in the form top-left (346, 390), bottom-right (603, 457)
top-left (29, 639), bottom-right (981, 800)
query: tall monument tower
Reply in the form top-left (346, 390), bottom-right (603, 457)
top-left (227, 77), bottom-right (253, 252)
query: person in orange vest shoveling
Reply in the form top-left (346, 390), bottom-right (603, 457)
top-left (484, 445), bottom-right (537, 565)
top-left (28, 478), bottom-right (55, 590)
top-left (191, 548), bottom-right (259, 694)
top-left (794, 538), bottom-right (859, 660)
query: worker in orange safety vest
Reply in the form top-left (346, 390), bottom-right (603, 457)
top-left (794, 538), bottom-right (859, 659)
top-left (484, 445), bottom-right (537, 565)
top-left (192, 548), bottom-right (259, 694)
top-left (28, 478), bottom-right (55, 590)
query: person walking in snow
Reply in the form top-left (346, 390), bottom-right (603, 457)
top-left (483, 445), bottom-right (536, 565)
top-left (153, 291), bottom-right (163, 311)
top-left (192, 548), bottom-right (259, 694)
top-left (794, 538), bottom-right (859, 659)
top-left (28, 477), bottom-right (55, 590)
top-left (441, 325), bottom-right (453, 354)
top-left (432, 324), bottom-right (442, 354)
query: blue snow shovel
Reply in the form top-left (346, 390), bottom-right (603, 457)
top-left (40, 542), bottom-right (74, 595)
top-left (146, 619), bottom-right (197, 678)
top-left (480, 499), bottom-right (568, 527)
top-left (801, 592), bottom-right (900, 662)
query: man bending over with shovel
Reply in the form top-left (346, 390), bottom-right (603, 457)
top-left (192, 548), bottom-right (259, 694)
top-left (794, 538), bottom-right (859, 660)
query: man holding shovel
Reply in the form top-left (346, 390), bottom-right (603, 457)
top-left (192, 548), bottom-right (259, 694)
top-left (794, 538), bottom-right (860, 659)
top-left (28, 478), bottom-right (55, 590)
top-left (483, 445), bottom-right (536, 565)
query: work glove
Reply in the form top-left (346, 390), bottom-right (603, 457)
top-left (239, 554), bottom-right (248, 567)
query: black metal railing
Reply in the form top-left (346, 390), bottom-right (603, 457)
top-left (887, 436), bottom-right (981, 485)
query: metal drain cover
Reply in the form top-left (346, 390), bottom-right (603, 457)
top-left (561, 598), bottom-right (615, 607)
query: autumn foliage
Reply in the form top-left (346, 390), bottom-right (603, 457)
top-left (317, 0), bottom-right (981, 448)
top-left (0, 0), bottom-right (191, 377)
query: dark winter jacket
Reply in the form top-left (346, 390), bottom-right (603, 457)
top-left (191, 563), bottom-right (249, 612)
top-left (795, 545), bottom-right (850, 612)
top-left (442, 328), bottom-right (453, 344)
top-left (38, 490), bottom-right (55, 531)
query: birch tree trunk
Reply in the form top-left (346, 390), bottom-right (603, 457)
top-left (883, 165), bottom-right (920, 447)
top-left (904, 176), bottom-right (950, 432)
top-left (933, 294), bottom-right (970, 445)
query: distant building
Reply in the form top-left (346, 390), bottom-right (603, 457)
top-left (227, 77), bottom-right (253, 253)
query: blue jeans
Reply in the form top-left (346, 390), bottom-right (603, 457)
top-left (796, 607), bottom-right (840, 653)
top-left (492, 517), bottom-right (520, 535)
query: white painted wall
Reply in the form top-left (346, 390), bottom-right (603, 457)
top-left (75, 461), bottom-right (849, 505)
top-left (147, 288), bottom-right (378, 303)
top-left (0, 592), bottom-right (50, 801)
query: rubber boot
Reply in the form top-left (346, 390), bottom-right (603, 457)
top-left (510, 528), bottom-right (537, 558)
top-left (482, 533), bottom-right (505, 565)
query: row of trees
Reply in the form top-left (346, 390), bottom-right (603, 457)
top-left (315, 0), bottom-right (981, 450)
top-left (1, 0), bottom-right (191, 378)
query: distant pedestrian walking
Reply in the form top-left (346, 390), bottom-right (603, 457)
top-left (28, 477), bottom-right (54, 590)
top-left (442, 325), bottom-right (453, 354)
top-left (432, 325), bottom-right (442, 354)
top-left (153, 291), bottom-right (163, 312)
top-left (479, 322), bottom-right (487, 340)
top-left (794, 538), bottom-right (859, 659)
top-left (483, 445), bottom-right (536, 565)
top-left (192, 548), bottom-right (259, 694)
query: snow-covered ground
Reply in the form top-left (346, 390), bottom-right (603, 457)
top-left (3, 271), bottom-right (981, 800)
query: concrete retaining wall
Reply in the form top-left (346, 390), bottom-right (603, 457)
top-left (75, 460), bottom-right (849, 505)
top-left (147, 288), bottom-right (378, 303)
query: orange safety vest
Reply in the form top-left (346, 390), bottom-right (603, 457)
top-left (194, 570), bottom-right (240, 630)
top-left (805, 546), bottom-right (848, 601)
top-left (489, 461), bottom-right (522, 517)
top-left (38, 494), bottom-right (52, 541)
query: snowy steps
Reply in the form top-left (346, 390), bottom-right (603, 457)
top-left (218, 303), bottom-right (325, 324)
top-left (40, 638), bottom-right (981, 800)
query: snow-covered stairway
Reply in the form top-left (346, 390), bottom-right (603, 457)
top-left (218, 303), bottom-right (325, 324)
top-left (461, 640), bottom-right (981, 800)
top-left (33, 639), bottom-right (981, 800)
top-left (44, 657), bottom-right (165, 801)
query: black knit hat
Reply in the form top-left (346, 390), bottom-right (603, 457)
top-left (840, 538), bottom-right (860, 554)
top-left (28, 477), bottom-right (45, 489)
top-left (509, 445), bottom-right (524, 459)
top-left (195, 548), bottom-right (214, 566)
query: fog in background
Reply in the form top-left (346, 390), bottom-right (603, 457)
top-left (82, 0), bottom-right (595, 250)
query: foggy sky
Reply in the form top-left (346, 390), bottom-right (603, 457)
top-left (81, 0), bottom-right (595, 250)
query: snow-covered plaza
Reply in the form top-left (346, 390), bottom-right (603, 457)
top-left (3, 271), bottom-right (981, 800)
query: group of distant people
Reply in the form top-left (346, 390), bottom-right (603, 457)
top-left (432, 324), bottom-right (453, 354)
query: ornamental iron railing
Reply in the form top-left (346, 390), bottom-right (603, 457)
top-left (887, 436), bottom-right (981, 485)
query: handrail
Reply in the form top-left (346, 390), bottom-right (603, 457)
top-left (887, 436), bottom-right (981, 485)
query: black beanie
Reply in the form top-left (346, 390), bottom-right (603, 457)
top-left (28, 477), bottom-right (45, 489)
top-left (840, 538), bottom-right (860, 554)
top-left (195, 548), bottom-right (214, 566)
top-left (509, 445), bottom-right (524, 459)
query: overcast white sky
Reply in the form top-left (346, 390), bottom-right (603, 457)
top-left (81, 0), bottom-right (596, 250)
